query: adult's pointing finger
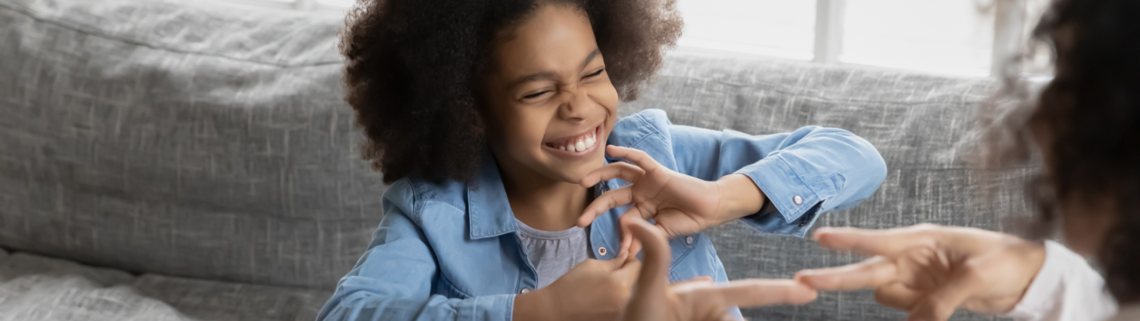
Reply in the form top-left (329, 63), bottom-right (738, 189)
top-left (813, 226), bottom-right (937, 257)
top-left (794, 255), bottom-right (900, 291)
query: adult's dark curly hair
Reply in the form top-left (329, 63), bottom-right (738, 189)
top-left (978, 0), bottom-right (1140, 304)
top-left (338, 0), bottom-right (682, 183)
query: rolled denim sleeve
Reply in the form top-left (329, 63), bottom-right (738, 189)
top-left (670, 123), bottom-right (886, 238)
top-left (317, 193), bottom-right (514, 321)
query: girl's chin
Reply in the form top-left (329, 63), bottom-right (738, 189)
top-left (547, 157), bottom-right (606, 184)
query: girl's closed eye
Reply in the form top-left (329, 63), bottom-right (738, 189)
top-left (522, 69), bottom-right (604, 100)
top-left (523, 90), bottom-right (550, 99)
top-left (583, 68), bottom-right (605, 79)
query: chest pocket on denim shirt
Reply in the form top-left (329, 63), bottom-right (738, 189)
top-left (666, 233), bottom-right (701, 282)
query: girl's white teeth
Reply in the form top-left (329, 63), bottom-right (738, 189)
top-left (553, 128), bottom-right (599, 153)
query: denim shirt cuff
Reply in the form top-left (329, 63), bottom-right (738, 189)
top-left (738, 201), bottom-right (823, 238)
top-left (734, 154), bottom-right (831, 237)
top-left (457, 293), bottom-right (515, 321)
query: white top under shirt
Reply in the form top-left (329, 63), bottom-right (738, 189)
top-left (1002, 240), bottom-right (1127, 321)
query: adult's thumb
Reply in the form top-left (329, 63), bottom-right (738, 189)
top-left (908, 271), bottom-right (980, 321)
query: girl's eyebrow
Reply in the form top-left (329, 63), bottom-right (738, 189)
top-left (509, 48), bottom-right (601, 89)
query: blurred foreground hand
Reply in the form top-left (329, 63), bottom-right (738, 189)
top-left (620, 216), bottom-right (817, 321)
top-left (794, 224), bottom-right (1046, 321)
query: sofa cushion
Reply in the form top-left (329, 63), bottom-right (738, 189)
top-left (0, 251), bottom-right (330, 321)
top-left (0, 0), bottom-right (382, 289)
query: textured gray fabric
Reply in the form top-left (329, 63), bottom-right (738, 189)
top-left (0, 0), bottom-right (1033, 319)
top-left (0, 0), bottom-right (379, 289)
top-left (130, 273), bottom-right (331, 321)
top-left (0, 251), bottom-right (331, 321)
top-left (514, 219), bottom-right (592, 290)
top-left (0, 252), bottom-right (190, 321)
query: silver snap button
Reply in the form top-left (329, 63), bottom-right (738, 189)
top-left (793, 195), bottom-right (803, 205)
top-left (520, 288), bottom-right (532, 294)
top-left (598, 247), bottom-right (607, 256)
top-left (685, 236), bottom-right (693, 245)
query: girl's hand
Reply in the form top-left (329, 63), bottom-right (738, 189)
top-left (577, 145), bottom-right (765, 254)
top-left (515, 249), bottom-right (642, 321)
top-left (622, 215), bottom-right (817, 321)
top-left (793, 224), bottom-right (1047, 321)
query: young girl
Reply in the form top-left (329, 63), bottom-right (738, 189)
top-left (319, 0), bottom-right (887, 320)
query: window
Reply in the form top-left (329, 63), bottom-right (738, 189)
top-left (842, 0), bottom-right (995, 77)
top-left (220, 0), bottom-right (1051, 78)
top-left (674, 0), bottom-right (1051, 77)
top-left (675, 0), bottom-right (816, 60)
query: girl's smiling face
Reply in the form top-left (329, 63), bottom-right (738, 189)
top-left (480, 4), bottom-right (620, 184)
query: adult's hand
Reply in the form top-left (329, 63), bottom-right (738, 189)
top-left (622, 216), bottom-right (816, 321)
top-left (794, 224), bottom-right (1047, 321)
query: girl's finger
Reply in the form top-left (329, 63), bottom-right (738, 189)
top-left (605, 145), bottom-right (662, 173)
top-left (621, 216), bottom-right (670, 321)
top-left (625, 216), bottom-right (670, 285)
top-left (794, 255), bottom-right (900, 291)
top-left (577, 187), bottom-right (634, 228)
top-left (628, 237), bottom-right (643, 259)
top-left (580, 161), bottom-right (645, 188)
top-left (619, 213), bottom-right (650, 259)
top-left (617, 207), bottom-right (644, 254)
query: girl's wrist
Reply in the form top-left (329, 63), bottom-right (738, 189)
top-left (713, 174), bottom-right (767, 224)
top-left (514, 289), bottom-right (561, 321)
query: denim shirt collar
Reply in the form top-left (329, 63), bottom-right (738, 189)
top-left (466, 151), bottom-right (519, 240)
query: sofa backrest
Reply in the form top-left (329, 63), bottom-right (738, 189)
top-left (0, 0), bottom-right (382, 289)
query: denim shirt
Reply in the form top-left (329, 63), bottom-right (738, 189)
top-left (317, 109), bottom-right (887, 321)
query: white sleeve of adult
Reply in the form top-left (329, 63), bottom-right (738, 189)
top-left (1002, 240), bottom-right (1118, 321)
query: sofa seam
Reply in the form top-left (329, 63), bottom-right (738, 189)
top-left (0, 2), bottom-right (342, 68)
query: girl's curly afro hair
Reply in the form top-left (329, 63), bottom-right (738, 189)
top-left (339, 0), bottom-right (683, 184)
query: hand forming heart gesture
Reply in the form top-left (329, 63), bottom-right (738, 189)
top-left (577, 145), bottom-right (766, 255)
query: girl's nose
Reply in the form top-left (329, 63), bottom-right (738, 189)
top-left (558, 88), bottom-right (595, 120)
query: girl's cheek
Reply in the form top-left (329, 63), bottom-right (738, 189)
top-left (589, 84), bottom-right (620, 112)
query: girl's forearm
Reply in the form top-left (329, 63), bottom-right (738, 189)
top-left (713, 174), bottom-right (768, 224)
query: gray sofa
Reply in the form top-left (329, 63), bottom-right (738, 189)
top-left (0, 0), bottom-right (1029, 320)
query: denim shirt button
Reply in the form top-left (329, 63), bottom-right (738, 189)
top-left (520, 288), bottom-right (532, 294)
top-left (793, 195), bottom-right (803, 205)
top-left (684, 236), bottom-right (693, 245)
top-left (598, 247), bottom-right (607, 256)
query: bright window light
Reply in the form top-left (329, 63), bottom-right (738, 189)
top-left (842, 0), bottom-right (995, 77)
top-left (215, 0), bottom-right (1049, 78)
top-left (318, 0), bottom-right (354, 7)
top-left (676, 0), bottom-right (815, 60)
